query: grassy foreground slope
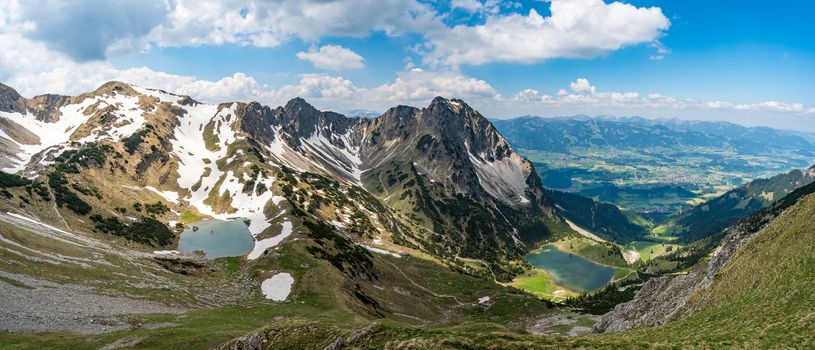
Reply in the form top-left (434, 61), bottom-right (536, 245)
top-left (214, 192), bottom-right (815, 349)
top-left (633, 191), bottom-right (815, 347)
top-left (284, 190), bottom-right (814, 349)
top-left (0, 180), bottom-right (811, 349)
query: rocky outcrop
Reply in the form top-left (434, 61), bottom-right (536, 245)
top-left (24, 94), bottom-right (72, 122)
top-left (591, 225), bottom-right (751, 332)
top-left (0, 83), bottom-right (28, 114)
top-left (593, 180), bottom-right (815, 333)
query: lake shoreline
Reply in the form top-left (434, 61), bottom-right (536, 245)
top-left (525, 244), bottom-right (615, 294)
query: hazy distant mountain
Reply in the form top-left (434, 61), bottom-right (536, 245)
top-left (669, 165), bottom-right (815, 242)
top-left (492, 115), bottom-right (815, 219)
top-left (492, 115), bottom-right (815, 156)
top-left (344, 109), bottom-right (380, 118)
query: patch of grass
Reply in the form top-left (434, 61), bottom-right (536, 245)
top-left (628, 240), bottom-right (681, 262)
top-left (650, 223), bottom-right (676, 236)
top-left (511, 268), bottom-right (577, 302)
top-left (179, 210), bottom-right (204, 224)
top-left (552, 236), bottom-right (626, 267)
top-left (202, 121), bottom-right (221, 152)
top-left (612, 267), bottom-right (638, 283)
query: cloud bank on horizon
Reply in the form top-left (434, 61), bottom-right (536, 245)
top-left (0, 0), bottom-right (813, 131)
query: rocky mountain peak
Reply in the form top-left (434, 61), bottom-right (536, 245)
top-left (422, 96), bottom-right (512, 161)
top-left (71, 81), bottom-right (140, 102)
top-left (278, 97), bottom-right (324, 138)
top-left (0, 82), bottom-right (22, 99)
top-left (283, 97), bottom-right (318, 114)
top-left (0, 82), bottom-right (27, 113)
top-left (426, 96), bottom-right (473, 116)
top-left (278, 98), bottom-right (366, 139)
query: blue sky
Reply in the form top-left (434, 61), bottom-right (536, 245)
top-left (1, 0), bottom-right (814, 131)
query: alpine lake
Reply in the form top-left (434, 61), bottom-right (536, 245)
top-left (177, 219), bottom-right (255, 259)
top-left (525, 245), bottom-right (615, 293)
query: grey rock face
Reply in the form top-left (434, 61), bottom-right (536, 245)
top-left (26, 93), bottom-right (72, 122)
top-left (234, 95), bottom-right (539, 208)
top-left (0, 83), bottom-right (27, 113)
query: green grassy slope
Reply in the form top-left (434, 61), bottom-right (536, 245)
top-left (546, 189), bottom-right (648, 243)
top-left (605, 190), bottom-right (815, 348)
top-left (289, 190), bottom-right (815, 349)
top-left (668, 166), bottom-right (815, 242)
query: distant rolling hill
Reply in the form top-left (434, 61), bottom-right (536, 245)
top-left (492, 115), bottom-right (815, 219)
top-left (546, 189), bottom-right (647, 244)
top-left (668, 165), bottom-right (815, 243)
top-left (492, 115), bottom-right (815, 156)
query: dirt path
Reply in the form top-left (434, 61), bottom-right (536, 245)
top-left (378, 171), bottom-right (390, 198)
top-left (613, 269), bottom-right (637, 283)
top-left (47, 187), bottom-right (71, 231)
top-left (384, 261), bottom-right (464, 305)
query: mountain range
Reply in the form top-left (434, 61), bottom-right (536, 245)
top-left (1, 81), bottom-right (814, 349)
top-left (492, 115), bottom-right (815, 156)
top-left (668, 165), bottom-right (815, 242)
top-left (492, 115), bottom-right (815, 220)
top-left (0, 81), bottom-right (566, 282)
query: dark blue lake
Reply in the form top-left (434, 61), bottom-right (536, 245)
top-left (177, 219), bottom-right (254, 259)
top-left (526, 245), bottom-right (614, 293)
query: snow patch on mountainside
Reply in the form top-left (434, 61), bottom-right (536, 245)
top-left (264, 126), bottom-right (363, 184)
top-left (300, 130), bottom-right (363, 183)
top-left (0, 90), bottom-right (151, 173)
top-left (145, 186), bottom-right (179, 203)
top-left (171, 102), bottom-right (222, 204)
top-left (247, 220), bottom-right (292, 260)
top-left (5, 212), bottom-right (73, 237)
top-left (132, 86), bottom-right (182, 104)
top-left (361, 244), bottom-right (401, 258)
top-left (261, 272), bottom-right (294, 301)
top-left (0, 98), bottom-right (96, 172)
top-left (76, 93), bottom-right (146, 144)
top-left (218, 170), bottom-right (276, 236)
top-left (171, 103), bottom-right (277, 236)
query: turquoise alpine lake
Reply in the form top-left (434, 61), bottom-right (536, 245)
top-left (525, 245), bottom-right (615, 293)
top-left (177, 219), bottom-right (254, 259)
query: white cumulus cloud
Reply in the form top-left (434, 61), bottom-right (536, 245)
top-left (570, 78), bottom-right (596, 94)
top-left (502, 78), bottom-right (814, 130)
top-left (0, 0), bottom-right (443, 59)
top-left (2, 29), bottom-right (812, 132)
top-left (424, 0), bottom-right (670, 66)
top-left (296, 45), bottom-right (365, 71)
